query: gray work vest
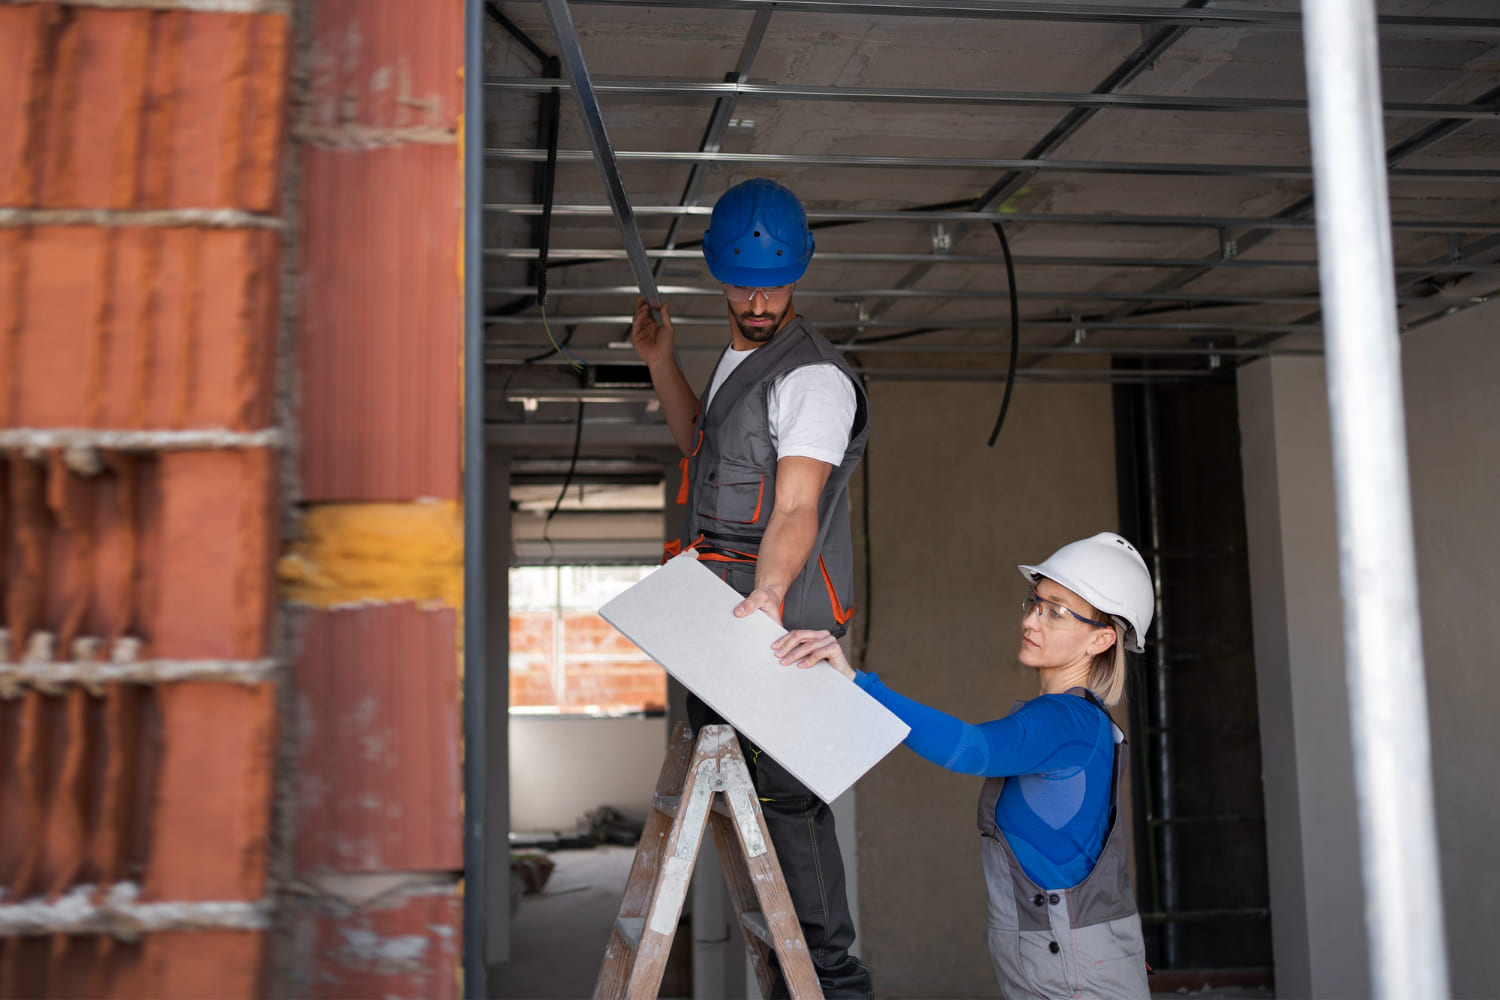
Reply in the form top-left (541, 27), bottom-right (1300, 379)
top-left (976, 692), bottom-right (1149, 999)
top-left (670, 316), bottom-right (869, 635)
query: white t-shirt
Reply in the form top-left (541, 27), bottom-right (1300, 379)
top-left (703, 349), bottom-right (857, 467)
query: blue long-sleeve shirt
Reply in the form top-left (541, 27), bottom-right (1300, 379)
top-left (855, 671), bottom-right (1116, 889)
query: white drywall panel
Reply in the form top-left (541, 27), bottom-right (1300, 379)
top-left (598, 552), bottom-right (910, 803)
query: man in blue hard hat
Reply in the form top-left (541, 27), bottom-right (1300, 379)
top-left (632, 177), bottom-right (873, 997)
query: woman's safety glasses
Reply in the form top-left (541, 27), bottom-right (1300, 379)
top-left (1020, 589), bottom-right (1111, 629)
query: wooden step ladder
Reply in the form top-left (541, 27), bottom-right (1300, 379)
top-left (593, 722), bottom-right (824, 999)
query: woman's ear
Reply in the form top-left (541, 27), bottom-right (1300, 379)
top-left (1090, 626), bottom-right (1118, 657)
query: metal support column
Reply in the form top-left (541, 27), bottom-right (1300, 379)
top-left (1300, 2), bottom-right (1450, 998)
top-left (1141, 387), bottom-right (1179, 967)
top-left (463, 0), bottom-right (492, 993)
top-left (539, 0), bottom-right (663, 317)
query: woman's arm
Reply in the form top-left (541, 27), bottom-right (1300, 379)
top-left (773, 629), bottom-right (1093, 776)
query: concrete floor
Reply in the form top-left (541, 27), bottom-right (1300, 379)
top-left (489, 844), bottom-right (1273, 1000)
top-left (492, 844), bottom-right (637, 999)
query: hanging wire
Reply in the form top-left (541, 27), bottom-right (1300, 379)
top-left (986, 220), bottom-right (1021, 446)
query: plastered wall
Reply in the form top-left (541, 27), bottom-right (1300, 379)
top-left (853, 372), bottom-right (1119, 998)
top-left (509, 715), bottom-right (668, 832)
top-left (1237, 299), bottom-right (1500, 998)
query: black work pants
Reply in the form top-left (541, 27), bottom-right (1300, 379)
top-left (687, 694), bottom-right (873, 999)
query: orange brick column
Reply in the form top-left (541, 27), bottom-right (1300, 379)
top-left (278, 1), bottom-right (467, 997)
top-left (0, 3), bottom-right (288, 998)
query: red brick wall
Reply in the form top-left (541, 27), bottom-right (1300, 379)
top-left (509, 610), bottom-right (667, 714)
top-left (0, 4), bottom-right (288, 997)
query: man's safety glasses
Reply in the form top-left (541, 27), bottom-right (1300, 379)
top-left (1020, 589), bottom-right (1111, 629)
top-left (722, 283), bottom-right (792, 304)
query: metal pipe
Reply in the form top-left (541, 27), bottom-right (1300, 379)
top-left (486, 74), bottom-right (1500, 119)
top-left (537, 0), bottom-right (662, 315)
top-left (510, 0), bottom-right (1500, 34)
top-left (486, 144), bottom-right (1498, 182)
top-left (462, 0), bottom-right (489, 992)
top-left (1300, 1), bottom-right (1450, 997)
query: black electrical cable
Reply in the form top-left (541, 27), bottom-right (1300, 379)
top-left (535, 55), bottom-right (562, 309)
top-left (986, 220), bottom-right (1020, 447)
top-left (485, 2), bottom-right (548, 66)
top-left (542, 398), bottom-right (587, 544)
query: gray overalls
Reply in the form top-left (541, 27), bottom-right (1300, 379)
top-left (977, 692), bottom-right (1149, 999)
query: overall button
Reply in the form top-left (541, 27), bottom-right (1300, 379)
top-left (1049, 893), bottom-right (1060, 905)
top-left (1048, 941), bottom-right (1061, 954)
top-left (1033, 894), bottom-right (1046, 906)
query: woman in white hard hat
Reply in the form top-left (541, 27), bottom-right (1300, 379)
top-left (773, 532), bottom-right (1155, 999)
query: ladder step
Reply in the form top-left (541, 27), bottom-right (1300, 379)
top-left (652, 793), bottom-right (679, 817)
top-left (616, 916), bottom-right (645, 952)
top-left (739, 911), bottom-right (772, 947)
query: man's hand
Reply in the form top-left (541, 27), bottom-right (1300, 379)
top-left (773, 629), bottom-right (855, 681)
top-left (631, 297), bottom-right (675, 369)
top-left (733, 588), bottom-right (783, 625)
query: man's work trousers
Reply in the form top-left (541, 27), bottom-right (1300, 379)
top-left (687, 694), bottom-right (872, 999)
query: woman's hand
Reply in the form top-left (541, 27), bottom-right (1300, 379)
top-left (772, 629), bottom-right (855, 681)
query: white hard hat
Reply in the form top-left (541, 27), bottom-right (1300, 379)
top-left (1018, 532), bottom-right (1155, 653)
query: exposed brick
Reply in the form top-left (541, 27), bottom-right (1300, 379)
top-left (294, 604), bottom-right (462, 873)
top-left (298, 145), bottom-right (461, 501)
top-left (12, 226), bottom-right (109, 427)
top-left (11, 227), bottom-right (277, 431)
top-left (0, 4), bottom-right (49, 206)
top-left (0, 931), bottom-right (263, 1000)
top-left (307, 0), bottom-right (463, 134)
top-left (288, 887), bottom-right (460, 1000)
top-left (36, 9), bottom-right (152, 209)
top-left (1, 230), bottom-right (26, 427)
top-left (148, 450), bottom-right (276, 659)
top-left (143, 682), bottom-right (275, 901)
top-left (135, 11), bottom-right (290, 211)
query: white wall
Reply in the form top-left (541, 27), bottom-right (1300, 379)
top-left (1237, 357), bottom-right (1368, 999)
top-left (1238, 299), bottom-right (1500, 998)
top-left (854, 372), bottom-right (1120, 999)
top-left (509, 715), bottom-right (667, 832)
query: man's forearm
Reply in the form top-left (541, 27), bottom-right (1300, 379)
top-left (753, 503), bottom-right (820, 606)
top-left (648, 359), bottom-right (700, 455)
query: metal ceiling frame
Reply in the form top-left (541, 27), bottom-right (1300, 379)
top-left (511, 0), bottom-right (1500, 34)
top-left (485, 75), bottom-right (1500, 118)
top-left (483, 283), bottom-right (1486, 308)
top-left (485, 245), bottom-right (1500, 272)
top-left (488, 145), bottom-right (1500, 181)
top-left (484, 203), bottom-right (1500, 235)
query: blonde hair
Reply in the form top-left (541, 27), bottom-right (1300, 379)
top-left (1088, 615), bottom-right (1130, 707)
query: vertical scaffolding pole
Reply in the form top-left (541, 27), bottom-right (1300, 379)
top-left (1300, 3), bottom-right (1450, 998)
top-left (463, 0), bottom-right (491, 994)
top-left (539, 0), bottom-right (663, 318)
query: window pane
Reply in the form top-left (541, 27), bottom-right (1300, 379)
top-left (509, 564), bottom-right (663, 715)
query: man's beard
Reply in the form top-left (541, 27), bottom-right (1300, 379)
top-left (732, 304), bottom-right (788, 342)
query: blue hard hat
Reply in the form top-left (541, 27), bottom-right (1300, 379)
top-left (701, 179), bottom-right (814, 286)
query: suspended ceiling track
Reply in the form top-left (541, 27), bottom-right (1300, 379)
top-left (482, 284), bottom-right (1486, 308)
top-left (485, 247), bottom-right (1500, 273)
top-left (488, 146), bottom-right (1499, 182)
top-left (485, 76), bottom-right (1500, 120)
top-left (652, 10), bottom-right (772, 274)
top-left (509, 0), bottom-right (1500, 34)
top-left (485, 204), bottom-right (1500, 235)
